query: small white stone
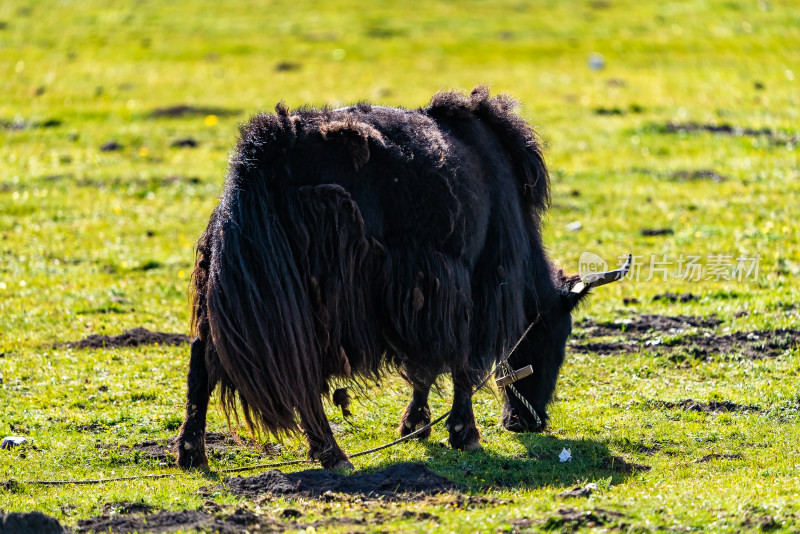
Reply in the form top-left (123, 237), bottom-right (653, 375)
top-left (1, 436), bottom-right (27, 449)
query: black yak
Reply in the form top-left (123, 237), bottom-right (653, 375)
top-left (176, 86), bottom-right (626, 470)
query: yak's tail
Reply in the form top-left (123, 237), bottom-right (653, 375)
top-left (194, 118), bottom-right (378, 439)
top-left (203, 179), bottom-right (320, 437)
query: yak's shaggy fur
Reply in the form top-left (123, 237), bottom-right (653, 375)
top-left (177, 86), bottom-right (587, 470)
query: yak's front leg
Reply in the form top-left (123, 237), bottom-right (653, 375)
top-left (399, 381), bottom-right (433, 439)
top-left (446, 369), bottom-right (482, 451)
top-left (177, 337), bottom-right (214, 469)
top-left (300, 396), bottom-right (353, 471)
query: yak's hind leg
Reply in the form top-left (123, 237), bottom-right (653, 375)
top-left (300, 396), bottom-right (353, 471)
top-left (399, 381), bottom-right (433, 439)
top-left (446, 369), bottom-right (482, 451)
top-left (177, 337), bottom-right (215, 469)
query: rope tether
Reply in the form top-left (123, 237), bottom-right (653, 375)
top-left (8, 319), bottom-right (540, 486)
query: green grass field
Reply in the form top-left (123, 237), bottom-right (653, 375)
top-left (2, 0), bottom-right (799, 531)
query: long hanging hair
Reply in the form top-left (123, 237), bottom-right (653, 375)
top-left (190, 109), bottom-right (381, 439)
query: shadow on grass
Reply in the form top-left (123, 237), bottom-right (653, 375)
top-left (206, 433), bottom-right (646, 500)
top-left (363, 433), bottom-right (648, 493)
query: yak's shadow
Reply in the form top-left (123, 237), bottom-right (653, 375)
top-left (216, 434), bottom-right (650, 500)
top-left (385, 432), bottom-right (649, 492)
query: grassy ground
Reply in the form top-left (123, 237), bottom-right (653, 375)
top-left (1, 0), bottom-right (799, 531)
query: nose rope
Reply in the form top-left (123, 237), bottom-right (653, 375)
top-left (506, 379), bottom-right (543, 427)
top-left (496, 317), bottom-right (543, 428)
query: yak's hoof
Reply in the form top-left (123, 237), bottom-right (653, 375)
top-left (399, 405), bottom-right (431, 440)
top-left (461, 439), bottom-right (482, 451)
top-left (501, 405), bottom-right (546, 433)
top-left (176, 437), bottom-right (209, 470)
top-left (320, 455), bottom-right (354, 472)
top-left (399, 419), bottom-right (432, 440)
top-left (448, 424), bottom-right (481, 452)
top-left (316, 446), bottom-right (353, 472)
top-left (177, 450), bottom-right (210, 471)
top-left (502, 418), bottom-right (544, 433)
top-left (330, 459), bottom-right (355, 472)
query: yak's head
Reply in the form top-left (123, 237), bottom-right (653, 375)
top-left (500, 255), bottom-right (631, 433)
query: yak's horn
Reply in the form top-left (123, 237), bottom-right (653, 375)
top-left (571, 253), bottom-right (632, 294)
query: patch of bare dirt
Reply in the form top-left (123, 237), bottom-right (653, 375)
top-left (77, 509), bottom-right (222, 533)
top-left (671, 169), bottom-right (727, 182)
top-left (86, 175), bottom-right (203, 188)
top-left (572, 315), bottom-right (799, 360)
top-left (78, 501), bottom-right (439, 533)
top-left (572, 340), bottom-right (639, 355)
top-left (275, 61), bottom-right (301, 72)
top-left (446, 494), bottom-right (510, 508)
top-left (594, 106), bottom-right (624, 115)
top-left (640, 227), bottom-right (674, 236)
top-left (0, 117), bottom-right (62, 130)
top-left (74, 423), bottom-right (106, 433)
top-left (400, 510), bottom-right (439, 521)
top-left (653, 292), bottom-right (699, 303)
top-left (63, 328), bottom-right (189, 349)
top-left (541, 508), bottom-right (626, 532)
top-left (116, 432), bottom-right (278, 466)
top-left (663, 121), bottom-right (797, 144)
top-left (102, 502), bottom-right (156, 515)
top-left (576, 314), bottom-right (722, 336)
top-left (651, 399), bottom-right (761, 414)
top-left (17, 174), bottom-right (203, 190)
top-left (693, 453), bottom-right (744, 463)
top-left (634, 444), bottom-right (662, 455)
top-left (677, 329), bottom-right (800, 360)
top-left (557, 483), bottom-right (596, 499)
top-left (511, 517), bottom-right (537, 531)
top-left (100, 140), bottom-right (124, 151)
top-left (0, 511), bottom-right (66, 533)
top-left (170, 137), bottom-right (198, 148)
top-left (150, 105), bottom-right (240, 118)
top-left (741, 514), bottom-right (782, 532)
top-left (225, 462), bottom-right (455, 500)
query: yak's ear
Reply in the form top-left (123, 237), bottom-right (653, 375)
top-left (320, 119), bottom-right (384, 171)
top-left (559, 272), bottom-right (592, 312)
